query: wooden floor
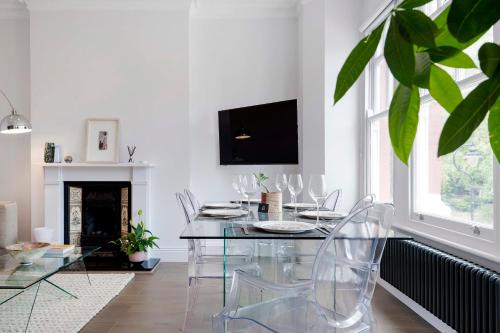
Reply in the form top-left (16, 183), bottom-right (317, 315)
top-left (81, 263), bottom-right (437, 333)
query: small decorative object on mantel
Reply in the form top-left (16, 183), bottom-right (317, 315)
top-left (54, 145), bottom-right (62, 163)
top-left (44, 142), bottom-right (55, 163)
top-left (110, 209), bottom-right (159, 263)
top-left (127, 145), bottom-right (136, 163)
top-left (64, 155), bottom-right (73, 163)
top-left (254, 173), bottom-right (282, 213)
top-left (85, 118), bottom-right (120, 163)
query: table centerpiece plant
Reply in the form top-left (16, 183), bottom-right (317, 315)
top-left (111, 209), bottom-right (159, 263)
top-left (254, 173), bottom-right (282, 213)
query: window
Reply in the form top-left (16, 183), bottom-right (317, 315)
top-left (364, 0), bottom-right (500, 258)
top-left (366, 42), bottom-right (394, 203)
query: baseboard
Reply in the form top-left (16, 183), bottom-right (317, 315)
top-left (150, 247), bottom-right (187, 262)
top-left (378, 278), bottom-right (456, 333)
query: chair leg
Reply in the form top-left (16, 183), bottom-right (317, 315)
top-left (182, 276), bottom-right (200, 333)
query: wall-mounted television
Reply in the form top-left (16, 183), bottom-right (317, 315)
top-left (218, 99), bottom-right (298, 165)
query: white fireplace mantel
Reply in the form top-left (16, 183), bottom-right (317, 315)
top-left (42, 162), bottom-right (155, 243)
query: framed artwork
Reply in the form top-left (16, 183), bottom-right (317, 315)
top-left (85, 118), bottom-right (120, 163)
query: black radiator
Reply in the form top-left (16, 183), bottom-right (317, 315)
top-left (380, 239), bottom-right (500, 333)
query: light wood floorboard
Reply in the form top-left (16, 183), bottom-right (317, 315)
top-left (81, 263), bottom-right (438, 333)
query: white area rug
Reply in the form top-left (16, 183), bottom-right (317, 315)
top-left (0, 273), bottom-right (134, 332)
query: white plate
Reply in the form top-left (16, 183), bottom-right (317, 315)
top-left (253, 221), bottom-right (316, 234)
top-left (283, 202), bottom-right (317, 210)
top-left (201, 209), bottom-right (248, 217)
top-left (298, 210), bottom-right (348, 220)
top-left (203, 202), bottom-right (241, 209)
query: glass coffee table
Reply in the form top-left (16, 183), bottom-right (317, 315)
top-left (0, 246), bottom-right (99, 332)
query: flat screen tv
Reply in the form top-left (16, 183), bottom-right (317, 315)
top-left (218, 99), bottom-right (298, 165)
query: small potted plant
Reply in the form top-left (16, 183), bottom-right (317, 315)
top-left (254, 173), bottom-right (282, 213)
top-left (111, 209), bottom-right (159, 263)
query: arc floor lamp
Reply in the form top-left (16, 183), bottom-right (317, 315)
top-left (0, 89), bottom-right (31, 134)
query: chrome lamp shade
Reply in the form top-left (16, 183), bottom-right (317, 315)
top-left (0, 111), bottom-right (32, 134)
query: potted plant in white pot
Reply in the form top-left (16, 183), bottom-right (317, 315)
top-left (254, 173), bottom-right (282, 213)
top-left (111, 209), bottom-right (159, 263)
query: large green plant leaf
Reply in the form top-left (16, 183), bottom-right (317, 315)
top-left (438, 76), bottom-right (500, 157)
top-left (334, 22), bottom-right (385, 104)
top-left (479, 43), bottom-right (500, 78)
top-left (414, 52), bottom-right (432, 88)
top-left (427, 46), bottom-right (476, 68)
top-left (395, 10), bottom-right (438, 48)
top-left (389, 84), bottom-right (420, 164)
top-left (434, 6), bottom-right (484, 50)
top-left (447, 0), bottom-right (500, 43)
top-left (488, 97), bottom-right (500, 162)
top-left (399, 0), bottom-right (432, 10)
top-left (385, 17), bottom-right (415, 87)
top-left (429, 64), bottom-right (463, 113)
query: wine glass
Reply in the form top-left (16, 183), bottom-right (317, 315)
top-left (239, 174), bottom-right (258, 212)
top-left (275, 174), bottom-right (288, 192)
top-left (231, 175), bottom-right (243, 206)
top-left (287, 174), bottom-right (303, 215)
top-left (308, 174), bottom-right (328, 224)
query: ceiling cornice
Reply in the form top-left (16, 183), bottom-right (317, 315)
top-left (190, 0), bottom-right (300, 19)
top-left (22, 0), bottom-right (192, 12)
top-left (0, 0), bottom-right (28, 19)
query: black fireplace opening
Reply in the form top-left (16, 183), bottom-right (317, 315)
top-left (64, 181), bottom-right (131, 249)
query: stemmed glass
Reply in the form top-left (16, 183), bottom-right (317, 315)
top-left (239, 174), bottom-right (258, 213)
top-left (287, 174), bottom-right (303, 215)
top-left (275, 174), bottom-right (288, 193)
top-left (231, 175), bottom-right (243, 207)
top-left (308, 174), bottom-right (328, 224)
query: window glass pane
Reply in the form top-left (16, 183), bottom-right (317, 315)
top-left (413, 101), bottom-right (494, 225)
top-left (369, 117), bottom-right (393, 202)
top-left (373, 58), bottom-right (393, 114)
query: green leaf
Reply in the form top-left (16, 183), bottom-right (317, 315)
top-left (479, 43), bottom-right (500, 78)
top-left (434, 6), bottom-right (485, 50)
top-left (447, 0), bottom-right (500, 43)
top-left (389, 84), bottom-right (420, 164)
top-left (334, 22), bottom-right (385, 104)
top-left (399, 0), bottom-right (432, 10)
top-left (488, 97), bottom-right (500, 163)
top-left (414, 52), bottom-right (432, 88)
top-left (385, 17), bottom-right (415, 87)
top-left (427, 46), bottom-right (476, 68)
top-left (429, 64), bottom-right (463, 113)
top-left (438, 76), bottom-right (500, 157)
top-left (395, 10), bottom-right (438, 48)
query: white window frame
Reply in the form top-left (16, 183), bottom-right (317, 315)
top-left (362, 1), bottom-right (500, 262)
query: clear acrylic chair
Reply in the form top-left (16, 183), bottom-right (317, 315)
top-left (322, 189), bottom-right (342, 211)
top-left (349, 194), bottom-right (375, 214)
top-left (213, 203), bottom-right (395, 332)
top-left (176, 192), bottom-right (254, 332)
top-left (184, 189), bottom-right (202, 212)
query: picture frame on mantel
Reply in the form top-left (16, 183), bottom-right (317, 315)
top-left (85, 118), bottom-right (120, 163)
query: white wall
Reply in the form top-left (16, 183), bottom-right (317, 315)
top-left (29, 7), bottom-right (191, 258)
top-left (189, 15), bottom-right (300, 203)
top-left (0, 2), bottom-right (31, 240)
top-left (299, 0), bottom-right (362, 209)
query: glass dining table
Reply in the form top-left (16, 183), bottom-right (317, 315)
top-left (179, 205), bottom-right (411, 303)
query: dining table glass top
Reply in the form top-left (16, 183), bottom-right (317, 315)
top-left (179, 205), bottom-right (411, 240)
top-left (0, 246), bottom-right (99, 289)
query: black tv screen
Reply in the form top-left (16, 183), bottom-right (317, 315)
top-left (218, 99), bottom-right (298, 165)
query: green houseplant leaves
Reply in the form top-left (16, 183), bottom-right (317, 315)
top-left (447, 0), bottom-right (500, 43)
top-left (385, 16), bottom-right (415, 87)
top-left (333, 0), bottom-right (500, 164)
top-left (334, 23), bottom-right (384, 104)
top-left (438, 75), bottom-right (500, 157)
top-left (389, 84), bottom-right (420, 164)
